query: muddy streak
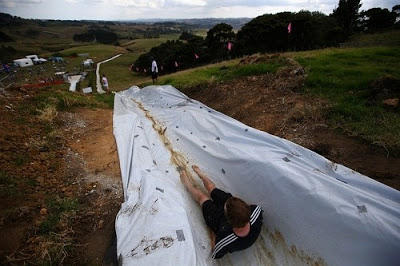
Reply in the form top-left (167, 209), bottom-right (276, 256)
top-left (254, 227), bottom-right (275, 266)
top-left (267, 226), bottom-right (326, 266)
top-left (131, 98), bottom-right (218, 250)
top-left (132, 99), bottom-right (194, 182)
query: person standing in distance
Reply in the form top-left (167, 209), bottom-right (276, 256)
top-left (102, 73), bottom-right (110, 93)
top-left (151, 57), bottom-right (158, 84)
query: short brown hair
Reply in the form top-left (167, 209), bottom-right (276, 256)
top-left (225, 197), bottom-right (251, 228)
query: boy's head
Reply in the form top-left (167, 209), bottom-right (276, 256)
top-left (224, 197), bottom-right (251, 228)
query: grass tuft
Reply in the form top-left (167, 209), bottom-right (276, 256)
top-left (39, 197), bottom-right (80, 235)
top-left (295, 46), bottom-right (400, 153)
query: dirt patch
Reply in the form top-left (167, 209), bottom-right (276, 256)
top-left (0, 86), bottom-right (122, 265)
top-left (1, 55), bottom-right (399, 264)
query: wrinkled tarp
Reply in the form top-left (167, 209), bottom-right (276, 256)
top-left (113, 85), bottom-right (400, 266)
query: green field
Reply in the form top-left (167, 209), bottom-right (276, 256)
top-left (121, 34), bottom-right (180, 52)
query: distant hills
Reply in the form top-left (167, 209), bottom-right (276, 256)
top-left (124, 18), bottom-right (252, 30)
top-left (1, 13), bottom-right (251, 30)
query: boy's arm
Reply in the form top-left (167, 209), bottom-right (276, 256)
top-left (211, 231), bottom-right (216, 250)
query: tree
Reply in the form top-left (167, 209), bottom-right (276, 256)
top-left (360, 8), bottom-right (397, 32)
top-left (205, 23), bottom-right (235, 47)
top-left (393, 5), bottom-right (400, 20)
top-left (236, 11), bottom-right (341, 54)
top-left (332, 0), bottom-right (362, 38)
top-left (205, 23), bottom-right (236, 60)
top-left (393, 4), bottom-right (400, 16)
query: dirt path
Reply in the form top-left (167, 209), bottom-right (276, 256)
top-left (60, 108), bottom-right (122, 263)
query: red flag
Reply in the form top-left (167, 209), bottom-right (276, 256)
top-left (227, 42), bottom-right (232, 51)
top-left (287, 22), bottom-right (292, 34)
top-left (194, 53), bottom-right (199, 59)
top-left (175, 61), bottom-right (178, 67)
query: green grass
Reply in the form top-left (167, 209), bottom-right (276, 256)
top-left (32, 89), bottom-right (114, 110)
top-left (347, 29), bottom-right (400, 45)
top-left (39, 197), bottom-right (80, 235)
top-left (58, 44), bottom-right (127, 62)
top-left (294, 46), bottom-right (400, 153)
top-left (99, 52), bottom-right (140, 91)
top-left (121, 34), bottom-right (180, 52)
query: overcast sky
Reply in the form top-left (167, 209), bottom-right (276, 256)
top-left (0, 0), bottom-right (398, 20)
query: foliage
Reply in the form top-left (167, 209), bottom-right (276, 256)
top-left (134, 39), bottom-right (203, 74)
top-left (236, 11), bottom-right (341, 54)
top-left (73, 26), bottom-right (118, 44)
top-left (205, 23), bottom-right (236, 59)
top-left (359, 8), bottom-right (397, 32)
top-left (331, 0), bottom-right (362, 38)
top-left (133, 23), bottom-right (236, 75)
top-left (179, 31), bottom-right (196, 40)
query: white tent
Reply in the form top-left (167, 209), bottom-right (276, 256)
top-left (13, 58), bottom-right (33, 68)
top-left (113, 85), bottom-right (400, 266)
top-left (83, 59), bottom-right (94, 67)
top-left (26, 55), bottom-right (39, 61)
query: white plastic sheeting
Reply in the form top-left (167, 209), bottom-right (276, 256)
top-left (113, 85), bottom-right (400, 266)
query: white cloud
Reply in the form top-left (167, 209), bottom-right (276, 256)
top-left (99, 0), bottom-right (165, 8)
top-left (168, 0), bottom-right (207, 7)
top-left (2, 0), bottom-right (399, 20)
top-left (0, 0), bottom-right (42, 8)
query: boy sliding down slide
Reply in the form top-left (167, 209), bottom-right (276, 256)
top-left (180, 165), bottom-right (263, 259)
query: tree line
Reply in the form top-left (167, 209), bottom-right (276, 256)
top-left (73, 26), bottom-right (118, 44)
top-left (132, 1), bottom-right (400, 75)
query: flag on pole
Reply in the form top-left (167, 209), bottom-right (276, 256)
top-left (227, 42), bottom-right (232, 51)
top-left (175, 61), bottom-right (179, 67)
top-left (194, 53), bottom-right (199, 59)
top-left (287, 22), bottom-right (292, 34)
